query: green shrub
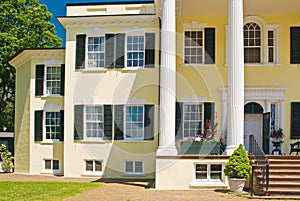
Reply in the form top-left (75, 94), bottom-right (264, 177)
top-left (224, 144), bottom-right (252, 179)
top-left (0, 144), bottom-right (14, 172)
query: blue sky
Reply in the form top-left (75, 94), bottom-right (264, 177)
top-left (39, 0), bottom-right (153, 47)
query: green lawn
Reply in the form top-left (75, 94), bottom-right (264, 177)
top-left (0, 181), bottom-right (101, 201)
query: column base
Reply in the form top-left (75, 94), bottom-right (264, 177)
top-left (225, 145), bottom-right (239, 155)
top-left (156, 146), bottom-right (178, 156)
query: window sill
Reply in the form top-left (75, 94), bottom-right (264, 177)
top-left (122, 67), bottom-right (146, 71)
top-left (81, 140), bottom-right (107, 144)
top-left (41, 170), bottom-right (62, 175)
top-left (122, 173), bottom-right (145, 177)
top-left (224, 63), bottom-right (282, 67)
top-left (122, 139), bottom-right (146, 143)
top-left (40, 140), bottom-right (61, 145)
top-left (82, 68), bottom-right (107, 72)
top-left (41, 95), bottom-right (63, 98)
top-left (181, 63), bottom-right (214, 67)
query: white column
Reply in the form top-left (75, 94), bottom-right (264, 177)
top-left (226, 0), bottom-right (245, 155)
top-left (157, 0), bottom-right (177, 156)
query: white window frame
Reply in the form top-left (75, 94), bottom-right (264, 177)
top-left (183, 30), bottom-right (204, 64)
top-left (194, 163), bottom-right (224, 182)
top-left (44, 65), bottom-right (61, 96)
top-left (86, 35), bottom-right (105, 69)
top-left (124, 105), bottom-right (144, 140)
top-left (44, 111), bottom-right (61, 142)
top-left (84, 105), bottom-right (104, 141)
top-left (125, 34), bottom-right (146, 69)
top-left (243, 16), bottom-right (280, 66)
top-left (84, 160), bottom-right (103, 173)
top-left (43, 159), bottom-right (60, 173)
top-left (183, 103), bottom-right (204, 139)
top-left (124, 160), bottom-right (144, 176)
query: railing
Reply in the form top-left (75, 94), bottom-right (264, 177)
top-left (249, 134), bottom-right (269, 196)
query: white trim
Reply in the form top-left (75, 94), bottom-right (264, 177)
top-left (123, 160), bottom-right (144, 175)
top-left (85, 35), bottom-right (106, 69)
top-left (0, 132), bottom-right (14, 138)
top-left (42, 159), bottom-right (61, 174)
top-left (83, 159), bottom-right (104, 174)
top-left (124, 34), bottom-right (146, 69)
top-left (83, 105), bottom-right (105, 141)
top-left (194, 163), bottom-right (225, 183)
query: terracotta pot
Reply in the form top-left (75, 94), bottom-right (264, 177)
top-left (228, 178), bottom-right (246, 193)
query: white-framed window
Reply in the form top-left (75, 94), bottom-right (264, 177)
top-left (45, 66), bottom-right (61, 95)
top-left (45, 112), bottom-right (61, 141)
top-left (183, 103), bottom-right (204, 138)
top-left (126, 35), bottom-right (145, 68)
top-left (242, 16), bottom-right (280, 65)
top-left (195, 163), bottom-right (223, 182)
top-left (84, 105), bottom-right (104, 140)
top-left (184, 31), bottom-right (203, 64)
top-left (87, 36), bottom-right (105, 68)
top-left (125, 105), bottom-right (144, 140)
top-left (124, 160), bottom-right (144, 175)
top-left (44, 159), bottom-right (59, 171)
top-left (85, 160), bottom-right (103, 173)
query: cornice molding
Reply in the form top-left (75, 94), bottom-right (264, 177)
top-left (9, 49), bottom-right (65, 69)
top-left (58, 15), bottom-right (159, 29)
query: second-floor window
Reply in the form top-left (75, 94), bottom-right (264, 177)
top-left (87, 36), bottom-right (105, 68)
top-left (127, 36), bottom-right (145, 68)
top-left (46, 66), bottom-right (61, 95)
top-left (244, 22), bottom-right (261, 63)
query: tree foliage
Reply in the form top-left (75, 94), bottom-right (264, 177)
top-left (0, 0), bottom-right (62, 131)
top-left (224, 144), bottom-right (252, 179)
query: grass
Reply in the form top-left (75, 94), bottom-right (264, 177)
top-left (0, 181), bottom-right (101, 201)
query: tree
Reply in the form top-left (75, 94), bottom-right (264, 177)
top-left (0, 0), bottom-right (62, 131)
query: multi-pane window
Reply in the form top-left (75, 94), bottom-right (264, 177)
top-left (44, 159), bottom-right (59, 170)
top-left (268, 30), bottom-right (274, 63)
top-left (45, 112), bottom-right (61, 140)
top-left (124, 161), bottom-right (143, 174)
top-left (244, 22), bottom-right (261, 63)
top-left (87, 36), bottom-right (105, 68)
top-left (46, 66), bottom-right (61, 95)
top-left (85, 106), bottom-right (104, 139)
top-left (127, 36), bottom-right (145, 67)
top-left (195, 164), bottom-right (223, 181)
top-left (85, 160), bottom-right (103, 172)
top-left (183, 104), bottom-right (203, 138)
top-left (125, 106), bottom-right (144, 139)
top-left (184, 31), bottom-right (203, 64)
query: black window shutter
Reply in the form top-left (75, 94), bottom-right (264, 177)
top-left (60, 110), bottom-right (64, 141)
top-left (60, 64), bottom-right (65, 96)
top-left (145, 33), bottom-right (156, 68)
top-left (290, 27), bottom-right (300, 64)
top-left (74, 105), bottom-right (84, 140)
top-left (35, 64), bottom-right (44, 96)
top-left (175, 102), bottom-right (183, 140)
top-left (114, 105), bottom-right (124, 140)
top-left (204, 102), bottom-right (215, 125)
top-left (144, 105), bottom-right (155, 140)
top-left (104, 105), bottom-right (113, 140)
top-left (115, 33), bottom-right (125, 68)
top-left (75, 34), bottom-right (86, 69)
top-left (291, 102), bottom-right (300, 139)
top-left (105, 34), bottom-right (115, 68)
top-left (34, 111), bottom-right (43, 141)
top-left (204, 28), bottom-right (215, 64)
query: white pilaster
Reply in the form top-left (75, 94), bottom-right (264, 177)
top-left (226, 0), bottom-right (245, 155)
top-left (157, 0), bottom-right (177, 156)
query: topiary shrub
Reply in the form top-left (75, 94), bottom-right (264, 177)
top-left (224, 144), bottom-right (252, 179)
top-left (0, 144), bottom-right (13, 173)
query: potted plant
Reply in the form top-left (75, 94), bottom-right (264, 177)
top-left (224, 144), bottom-right (252, 193)
top-left (271, 128), bottom-right (284, 155)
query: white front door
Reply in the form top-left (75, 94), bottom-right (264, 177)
top-left (244, 114), bottom-right (263, 151)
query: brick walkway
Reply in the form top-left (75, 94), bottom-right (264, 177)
top-left (0, 173), bottom-right (274, 201)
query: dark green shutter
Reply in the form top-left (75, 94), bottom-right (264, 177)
top-left (104, 105), bottom-right (113, 140)
top-left (74, 105), bottom-right (84, 140)
top-left (35, 64), bottom-right (44, 96)
top-left (114, 105), bottom-right (124, 140)
top-left (75, 34), bottom-right (86, 69)
top-left (175, 102), bottom-right (183, 140)
top-left (105, 34), bottom-right (115, 68)
top-left (290, 27), bottom-right (300, 64)
top-left (34, 111), bottom-right (43, 141)
top-left (115, 33), bottom-right (125, 68)
top-left (60, 110), bottom-right (64, 141)
top-left (144, 105), bottom-right (154, 140)
top-left (204, 102), bottom-right (215, 124)
top-left (60, 64), bottom-right (65, 96)
top-left (291, 102), bottom-right (300, 139)
top-left (145, 33), bottom-right (155, 68)
top-left (204, 28), bottom-right (215, 64)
